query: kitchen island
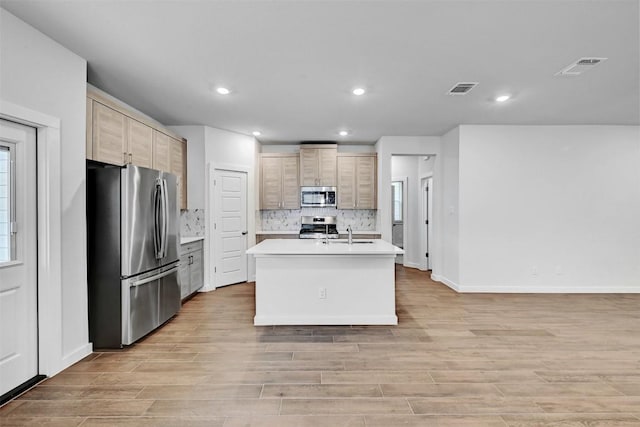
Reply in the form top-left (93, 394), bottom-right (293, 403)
top-left (246, 239), bottom-right (403, 326)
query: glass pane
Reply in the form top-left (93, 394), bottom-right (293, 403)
top-left (0, 146), bottom-right (9, 262)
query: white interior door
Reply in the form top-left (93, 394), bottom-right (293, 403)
top-left (0, 120), bottom-right (38, 397)
top-left (214, 169), bottom-right (247, 287)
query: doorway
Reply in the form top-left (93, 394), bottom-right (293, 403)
top-left (391, 178), bottom-right (407, 265)
top-left (213, 169), bottom-right (248, 287)
top-left (390, 154), bottom-right (436, 271)
top-left (0, 119), bottom-right (39, 400)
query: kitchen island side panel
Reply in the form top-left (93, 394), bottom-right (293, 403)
top-left (253, 254), bottom-right (397, 325)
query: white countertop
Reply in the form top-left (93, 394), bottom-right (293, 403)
top-left (180, 236), bottom-right (204, 245)
top-left (247, 238), bottom-right (403, 256)
top-left (255, 230), bottom-right (299, 235)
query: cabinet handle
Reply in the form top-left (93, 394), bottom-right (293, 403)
top-left (123, 152), bottom-right (128, 164)
top-left (129, 153), bottom-right (133, 164)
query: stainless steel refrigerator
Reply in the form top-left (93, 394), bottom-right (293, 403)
top-left (87, 164), bottom-right (180, 348)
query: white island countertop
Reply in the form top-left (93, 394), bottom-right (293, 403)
top-left (247, 238), bottom-right (403, 256)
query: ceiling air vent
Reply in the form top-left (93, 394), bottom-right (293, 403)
top-left (555, 57), bottom-right (607, 76)
top-left (447, 82), bottom-right (478, 95)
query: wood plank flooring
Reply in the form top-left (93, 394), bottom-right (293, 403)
top-left (2, 266), bottom-right (640, 426)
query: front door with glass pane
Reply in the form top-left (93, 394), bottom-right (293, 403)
top-left (0, 119), bottom-right (38, 398)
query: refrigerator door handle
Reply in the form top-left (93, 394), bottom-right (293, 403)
top-left (131, 266), bottom-right (179, 287)
top-left (154, 178), bottom-right (163, 259)
top-left (160, 178), bottom-right (169, 259)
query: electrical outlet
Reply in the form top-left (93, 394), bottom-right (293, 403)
top-left (319, 287), bottom-right (326, 299)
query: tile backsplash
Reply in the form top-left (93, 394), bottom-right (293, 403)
top-left (260, 208), bottom-right (377, 231)
top-left (180, 209), bottom-right (205, 237)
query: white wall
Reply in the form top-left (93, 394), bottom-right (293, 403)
top-left (0, 9), bottom-right (91, 371)
top-left (203, 127), bottom-right (258, 288)
top-left (458, 125), bottom-right (640, 292)
top-left (437, 127), bottom-right (460, 287)
top-left (376, 136), bottom-right (443, 277)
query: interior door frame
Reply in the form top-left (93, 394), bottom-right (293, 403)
top-left (420, 174), bottom-right (433, 271)
top-left (0, 99), bottom-right (67, 378)
top-left (391, 176), bottom-right (408, 266)
top-left (204, 162), bottom-right (255, 291)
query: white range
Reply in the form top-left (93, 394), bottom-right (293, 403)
top-left (246, 239), bottom-right (404, 326)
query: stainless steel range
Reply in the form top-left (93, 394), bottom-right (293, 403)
top-left (299, 216), bottom-right (339, 239)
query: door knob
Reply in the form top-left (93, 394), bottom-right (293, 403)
top-left (241, 231), bottom-right (248, 235)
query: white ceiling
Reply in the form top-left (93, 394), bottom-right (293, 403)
top-left (2, 0), bottom-right (638, 144)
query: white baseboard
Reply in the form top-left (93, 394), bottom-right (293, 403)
top-left (198, 283), bottom-right (216, 292)
top-left (430, 274), bottom-right (461, 292)
top-left (455, 285), bottom-right (640, 293)
top-left (429, 275), bottom-right (640, 293)
top-left (403, 262), bottom-right (421, 270)
top-left (55, 343), bottom-right (93, 376)
top-left (254, 314), bottom-right (398, 326)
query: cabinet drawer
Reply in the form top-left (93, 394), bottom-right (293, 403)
top-left (180, 240), bottom-right (203, 255)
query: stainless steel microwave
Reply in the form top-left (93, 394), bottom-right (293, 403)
top-left (300, 186), bottom-right (336, 208)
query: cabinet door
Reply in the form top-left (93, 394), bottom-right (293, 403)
top-left (86, 98), bottom-right (93, 160)
top-left (281, 156), bottom-right (300, 209)
top-left (189, 249), bottom-right (204, 293)
top-left (318, 147), bottom-right (337, 186)
top-left (127, 118), bottom-right (153, 168)
top-left (356, 156), bottom-right (376, 209)
top-left (337, 156), bottom-right (356, 209)
top-left (261, 157), bottom-right (283, 209)
top-left (170, 138), bottom-right (186, 210)
top-left (93, 102), bottom-right (127, 165)
top-left (299, 148), bottom-right (319, 186)
top-left (153, 130), bottom-right (171, 172)
top-left (178, 255), bottom-right (190, 299)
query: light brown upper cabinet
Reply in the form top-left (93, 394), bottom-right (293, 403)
top-left (91, 102), bottom-right (127, 166)
top-left (170, 137), bottom-right (187, 210)
top-left (152, 130), bottom-right (171, 172)
top-left (92, 102), bottom-right (154, 168)
top-left (299, 145), bottom-right (337, 186)
top-left (260, 153), bottom-right (300, 210)
top-left (127, 119), bottom-right (153, 168)
top-left (87, 86), bottom-right (188, 210)
top-left (337, 153), bottom-right (377, 209)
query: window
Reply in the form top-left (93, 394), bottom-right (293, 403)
top-left (392, 181), bottom-right (403, 224)
top-left (0, 144), bottom-right (13, 262)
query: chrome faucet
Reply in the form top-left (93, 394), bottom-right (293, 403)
top-left (347, 225), bottom-right (353, 245)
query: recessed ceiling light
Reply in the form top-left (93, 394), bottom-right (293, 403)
top-left (216, 87), bottom-right (230, 95)
top-left (252, 131), bottom-right (261, 137)
top-left (495, 95), bottom-right (510, 103)
top-left (352, 87), bottom-right (366, 96)
top-left (339, 130), bottom-right (349, 137)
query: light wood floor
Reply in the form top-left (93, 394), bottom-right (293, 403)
top-left (2, 266), bottom-right (640, 426)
